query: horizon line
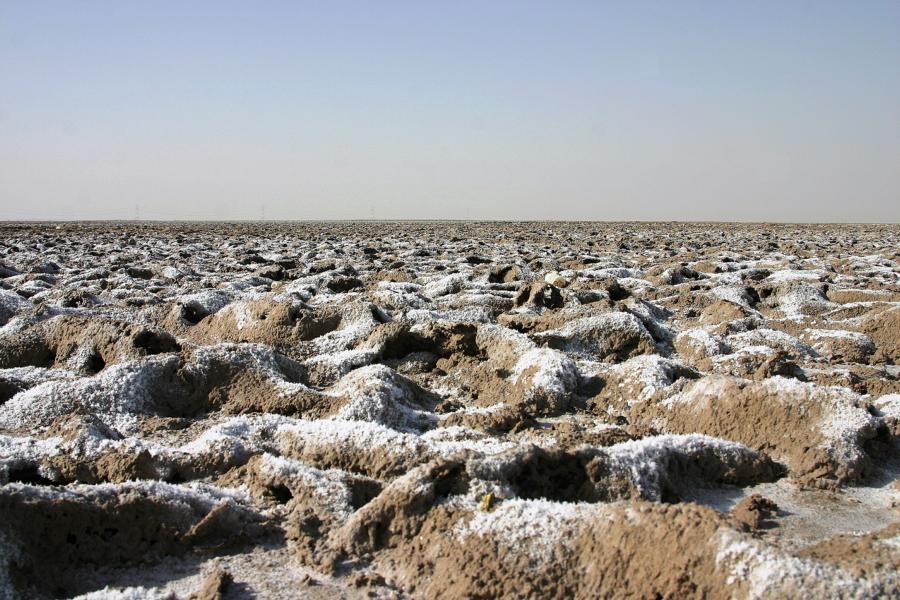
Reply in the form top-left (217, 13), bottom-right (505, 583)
top-left (1, 218), bottom-right (898, 226)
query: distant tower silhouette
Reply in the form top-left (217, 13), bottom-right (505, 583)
top-left (135, 204), bottom-right (140, 221)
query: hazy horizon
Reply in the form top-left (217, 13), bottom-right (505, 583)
top-left (2, 2), bottom-right (899, 222)
top-left (2, 218), bottom-right (899, 225)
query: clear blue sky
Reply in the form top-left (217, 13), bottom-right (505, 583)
top-left (1, 1), bottom-right (898, 221)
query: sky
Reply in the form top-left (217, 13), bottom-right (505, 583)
top-left (1, 1), bottom-right (898, 222)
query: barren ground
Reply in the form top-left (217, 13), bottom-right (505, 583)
top-left (1, 221), bottom-right (899, 599)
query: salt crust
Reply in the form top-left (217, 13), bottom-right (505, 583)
top-left (726, 328), bottom-right (816, 357)
top-left (874, 394), bottom-right (900, 420)
top-left (256, 453), bottom-right (356, 520)
top-left (456, 498), bottom-right (608, 560)
top-left (606, 355), bottom-right (693, 405)
top-left (675, 328), bottom-right (727, 358)
top-left (328, 364), bottom-right (436, 432)
top-left (2, 224), bottom-right (899, 598)
top-left (715, 528), bottom-right (868, 599)
top-left (0, 355), bottom-right (182, 433)
top-left (598, 434), bottom-right (766, 501)
top-left (511, 348), bottom-right (578, 396)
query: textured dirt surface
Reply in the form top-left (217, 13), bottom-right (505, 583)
top-left (0, 221), bottom-right (898, 599)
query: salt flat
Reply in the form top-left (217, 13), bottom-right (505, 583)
top-left (1, 221), bottom-right (899, 598)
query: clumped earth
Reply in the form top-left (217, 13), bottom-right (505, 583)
top-left (0, 221), bottom-right (899, 599)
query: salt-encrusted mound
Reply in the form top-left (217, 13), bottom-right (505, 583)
top-left (674, 328), bottom-right (728, 363)
top-left (0, 365), bottom-right (77, 404)
top-left (0, 343), bottom-right (315, 432)
top-left (715, 524), bottom-right (900, 599)
top-left (307, 301), bottom-right (386, 353)
top-left (325, 462), bottom-right (897, 599)
top-left (183, 345), bottom-right (435, 426)
top-left (592, 354), bottom-right (698, 411)
top-left (328, 364), bottom-right (438, 431)
top-left (533, 311), bottom-right (657, 361)
top-left (361, 319), bottom-right (478, 362)
top-left (0, 355), bottom-right (184, 433)
top-left (640, 376), bottom-right (886, 485)
top-left (1, 422), bottom-right (160, 486)
top-left (481, 324), bottom-right (580, 414)
top-left (304, 347), bottom-right (379, 386)
top-left (514, 281), bottom-right (565, 309)
top-left (277, 419), bottom-right (432, 479)
top-left (401, 323), bottom-right (580, 417)
top-left (706, 345), bottom-right (804, 381)
top-left (0, 289), bottom-right (30, 326)
top-left (725, 328), bottom-right (816, 361)
top-left (794, 522), bottom-right (900, 591)
top-left (182, 297), bottom-right (343, 347)
top-left (591, 434), bottom-right (782, 501)
top-left (874, 394), bottom-right (900, 437)
top-left (801, 329), bottom-right (875, 364)
top-left (216, 452), bottom-right (384, 564)
top-left (770, 284), bottom-right (837, 320)
top-left (1, 412), bottom-right (290, 486)
top-left (508, 347), bottom-right (579, 414)
top-left (422, 273), bottom-right (472, 298)
top-left (466, 434), bottom-right (780, 503)
top-left (0, 314), bottom-right (180, 373)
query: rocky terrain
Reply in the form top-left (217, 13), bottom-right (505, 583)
top-left (0, 221), bottom-right (899, 599)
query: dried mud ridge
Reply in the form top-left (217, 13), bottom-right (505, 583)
top-left (1, 221), bottom-right (899, 599)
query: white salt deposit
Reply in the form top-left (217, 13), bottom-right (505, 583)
top-left (456, 498), bottom-right (605, 560)
top-left (874, 394), bottom-right (900, 420)
top-left (726, 328), bottom-right (816, 357)
top-left (328, 364), bottom-right (437, 431)
top-left (276, 419), bottom-right (428, 460)
top-left (511, 348), bottom-right (579, 398)
top-left (423, 273), bottom-right (471, 298)
top-left (0, 355), bottom-right (181, 433)
top-left (675, 328), bottom-right (727, 358)
top-left (601, 434), bottom-right (764, 500)
top-left (714, 528), bottom-right (862, 599)
top-left (256, 453), bottom-right (356, 520)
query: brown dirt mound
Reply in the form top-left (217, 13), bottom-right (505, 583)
top-left (440, 403), bottom-right (535, 434)
top-left (44, 449), bottom-right (159, 484)
top-left (187, 567), bottom-right (233, 600)
top-left (515, 281), bottom-right (564, 309)
top-left (373, 495), bottom-right (738, 598)
top-left (798, 522), bottom-right (900, 578)
top-left (859, 305), bottom-right (900, 364)
top-left (0, 483), bottom-right (267, 598)
top-left (179, 298), bottom-right (344, 348)
top-left (699, 299), bottom-right (753, 326)
top-left (0, 315), bottom-right (180, 372)
top-left (634, 375), bottom-right (885, 486)
top-left (277, 425), bottom-right (433, 480)
top-left (534, 312), bottom-right (658, 362)
top-left (731, 493), bottom-right (779, 530)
